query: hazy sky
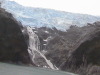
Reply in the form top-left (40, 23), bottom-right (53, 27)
top-left (10, 0), bottom-right (100, 16)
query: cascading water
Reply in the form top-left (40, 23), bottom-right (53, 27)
top-left (26, 26), bottom-right (58, 70)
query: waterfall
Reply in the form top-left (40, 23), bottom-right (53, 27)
top-left (26, 26), bottom-right (58, 70)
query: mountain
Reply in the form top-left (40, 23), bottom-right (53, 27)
top-left (36, 22), bottom-right (100, 75)
top-left (0, 3), bottom-right (100, 75)
top-left (2, 0), bottom-right (100, 30)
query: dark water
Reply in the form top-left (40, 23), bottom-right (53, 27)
top-left (0, 63), bottom-right (78, 75)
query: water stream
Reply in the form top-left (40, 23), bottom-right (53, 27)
top-left (26, 26), bottom-right (58, 70)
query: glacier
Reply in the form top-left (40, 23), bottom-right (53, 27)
top-left (2, 0), bottom-right (100, 30)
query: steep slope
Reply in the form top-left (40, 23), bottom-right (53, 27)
top-left (59, 22), bottom-right (100, 75)
top-left (35, 22), bottom-right (100, 75)
top-left (0, 7), bottom-right (33, 65)
top-left (65, 22), bottom-right (100, 67)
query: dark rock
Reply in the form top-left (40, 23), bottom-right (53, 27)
top-left (60, 22), bottom-right (100, 70)
top-left (72, 30), bottom-right (100, 65)
top-left (0, 8), bottom-right (33, 65)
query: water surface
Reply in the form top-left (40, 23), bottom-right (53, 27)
top-left (0, 63), bottom-right (78, 75)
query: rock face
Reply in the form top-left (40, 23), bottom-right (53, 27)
top-left (73, 31), bottom-right (100, 65)
top-left (60, 22), bottom-right (100, 70)
top-left (36, 22), bottom-right (100, 73)
top-left (0, 8), bottom-right (32, 65)
top-left (36, 27), bottom-right (69, 68)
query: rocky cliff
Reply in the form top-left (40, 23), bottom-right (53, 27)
top-left (0, 7), bottom-right (33, 65)
top-left (57, 22), bottom-right (100, 75)
top-left (36, 22), bottom-right (100, 75)
top-left (60, 22), bottom-right (100, 69)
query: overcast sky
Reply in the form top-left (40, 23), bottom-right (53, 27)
top-left (10, 0), bottom-right (100, 16)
